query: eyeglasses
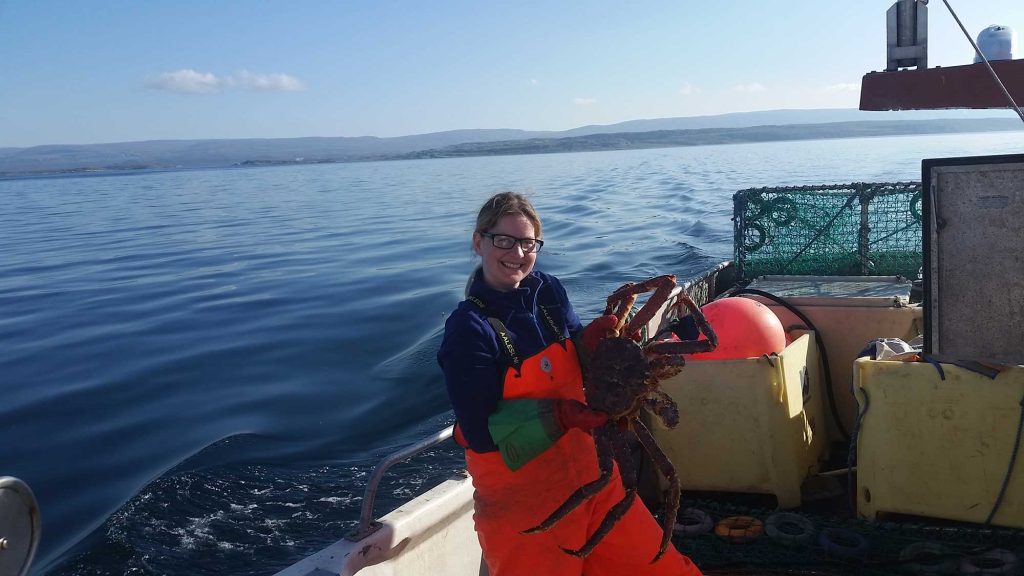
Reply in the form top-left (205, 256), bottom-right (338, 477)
top-left (479, 232), bottom-right (544, 253)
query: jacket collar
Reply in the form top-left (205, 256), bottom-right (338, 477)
top-left (468, 268), bottom-right (542, 314)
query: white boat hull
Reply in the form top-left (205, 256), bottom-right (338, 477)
top-left (274, 474), bottom-right (482, 576)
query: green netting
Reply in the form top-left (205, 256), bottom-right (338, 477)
top-left (672, 498), bottom-right (1024, 576)
top-left (734, 183), bottom-right (922, 280)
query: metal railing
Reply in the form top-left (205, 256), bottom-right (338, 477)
top-left (345, 425), bottom-right (456, 541)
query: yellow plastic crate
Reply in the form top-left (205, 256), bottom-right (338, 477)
top-left (855, 358), bottom-right (1024, 527)
top-left (650, 332), bottom-right (828, 508)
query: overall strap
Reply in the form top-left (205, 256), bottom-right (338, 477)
top-left (467, 289), bottom-right (568, 345)
top-left (465, 284), bottom-right (569, 371)
top-left (467, 296), bottom-right (522, 372)
top-left (537, 304), bottom-right (567, 346)
top-left (537, 279), bottom-right (570, 346)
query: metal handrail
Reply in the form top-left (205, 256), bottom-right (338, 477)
top-left (345, 424), bottom-right (456, 541)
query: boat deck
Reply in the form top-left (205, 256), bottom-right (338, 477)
top-left (672, 490), bottom-right (1024, 575)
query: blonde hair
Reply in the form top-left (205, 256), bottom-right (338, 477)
top-left (474, 192), bottom-right (542, 238)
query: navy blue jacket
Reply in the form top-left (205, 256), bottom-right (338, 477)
top-left (438, 269), bottom-right (583, 453)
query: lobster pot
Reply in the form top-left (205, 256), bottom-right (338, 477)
top-left (648, 332), bottom-right (828, 508)
top-left (855, 358), bottom-right (1024, 527)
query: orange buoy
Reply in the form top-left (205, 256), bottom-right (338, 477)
top-left (714, 515), bottom-right (765, 542)
top-left (686, 297), bottom-right (785, 360)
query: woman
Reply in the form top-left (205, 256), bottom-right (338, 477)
top-left (437, 192), bottom-right (702, 576)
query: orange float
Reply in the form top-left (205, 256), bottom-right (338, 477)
top-left (714, 515), bottom-right (765, 542)
top-left (686, 297), bottom-right (786, 360)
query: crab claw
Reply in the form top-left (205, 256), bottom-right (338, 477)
top-left (603, 275), bottom-right (678, 339)
top-left (582, 314), bottom-right (620, 353)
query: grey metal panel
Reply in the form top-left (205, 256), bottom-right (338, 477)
top-left (923, 155), bottom-right (1024, 365)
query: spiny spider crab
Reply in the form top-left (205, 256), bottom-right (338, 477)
top-left (523, 274), bottom-right (718, 561)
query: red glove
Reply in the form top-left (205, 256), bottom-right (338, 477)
top-left (581, 314), bottom-right (618, 354)
top-left (555, 399), bottom-right (608, 432)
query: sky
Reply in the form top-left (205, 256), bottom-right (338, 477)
top-left (1, 0), bottom-right (1021, 148)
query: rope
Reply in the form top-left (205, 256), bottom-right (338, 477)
top-left (985, 393), bottom-right (1024, 525)
top-left (731, 289), bottom-right (850, 442)
top-left (849, 388), bottom-right (869, 515)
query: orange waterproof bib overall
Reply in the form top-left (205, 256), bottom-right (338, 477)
top-left (464, 338), bottom-right (702, 576)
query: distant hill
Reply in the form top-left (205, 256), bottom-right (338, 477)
top-left (0, 109), bottom-right (1019, 177)
top-left (555, 108), bottom-right (1017, 136)
top-left (399, 118), bottom-right (1024, 159)
top-left (0, 130), bottom-right (553, 176)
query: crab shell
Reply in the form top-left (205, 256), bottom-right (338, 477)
top-left (584, 337), bottom-right (652, 419)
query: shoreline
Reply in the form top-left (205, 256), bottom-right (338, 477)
top-left (2, 119), bottom-right (1021, 180)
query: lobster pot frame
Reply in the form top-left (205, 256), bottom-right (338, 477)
top-left (733, 182), bottom-right (922, 281)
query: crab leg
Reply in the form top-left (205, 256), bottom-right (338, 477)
top-left (604, 293), bottom-right (639, 337)
top-left (670, 293), bottom-right (719, 352)
top-left (642, 391), bottom-right (680, 428)
top-left (562, 428), bottom-right (639, 559)
top-left (521, 424), bottom-right (615, 535)
top-left (646, 353), bottom-right (686, 376)
top-left (633, 418), bottom-right (680, 563)
top-left (565, 489), bottom-right (636, 559)
top-left (646, 339), bottom-right (715, 355)
top-left (603, 275), bottom-right (678, 339)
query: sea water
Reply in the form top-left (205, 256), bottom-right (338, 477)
top-left (1, 131), bottom-right (1021, 575)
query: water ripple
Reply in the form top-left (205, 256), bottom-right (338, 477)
top-left (1, 132), bottom-right (1020, 574)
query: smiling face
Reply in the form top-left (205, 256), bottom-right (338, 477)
top-left (473, 213), bottom-right (539, 292)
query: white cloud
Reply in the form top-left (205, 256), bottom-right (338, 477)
top-left (574, 97), bottom-right (597, 106)
top-left (822, 82), bottom-right (860, 93)
top-left (530, 78), bottom-right (539, 86)
top-left (677, 83), bottom-right (701, 96)
top-left (145, 69), bottom-right (222, 94)
top-left (230, 70), bottom-right (306, 92)
top-left (145, 69), bottom-right (306, 94)
top-left (733, 82), bottom-right (766, 93)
